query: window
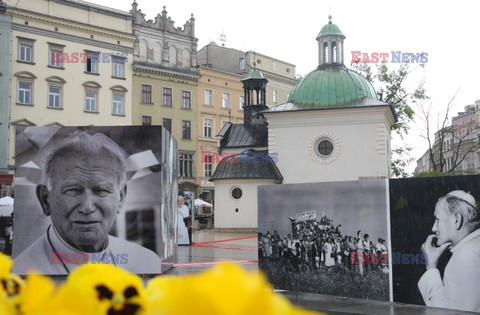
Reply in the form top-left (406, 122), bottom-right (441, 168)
top-left (142, 116), bottom-right (152, 126)
top-left (112, 56), bottom-right (125, 78)
top-left (163, 87), bottom-right (172, 106)
top-left (48, 85), bottom-right (61, 108)
top-left (204, 118), bottom-right (213, 138)
top-left (222, 92), bottom-right (230, 109)
top-left (111, 85), bottom-right (127, 116)
top-left (231, 187), bottom-right (242, 199)
top-left (239, 95), bottom-right (244, 111)
top-left (141, 84), bottom-right (152, 103)
top-left (204, 89), bottom-right (212, 106)
top-left (49, 44), bottom-right (64, 68)
top-left (18, 38), bottom-right (34, 63)
top-left (112, 94), bottom-right (124, 115)
top-left (18, 81), bottom-right (32, 104)
top-left (182, 91), bottom-right (191, 109)
top-left (163, 118), bottom-right (172, 133)
top-left (182, 120), bottom-right (191, 140)
top-left (317, 139), bottom-right (334, 157)
top-left (273, 90), bottom-right (278, 103)
top-left (239, 58), bottom-right (245, 70)
top-left (204, 155), bottom-right (213, 177)
top-left (85, 91), bottom-right (97, 112)
top-left (179, 153), bottom-right (194, 178)
top-left (85, 51), bottom-right (99, 74)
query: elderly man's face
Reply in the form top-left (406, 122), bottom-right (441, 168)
top-left (432, 200), bottom-right (456, 246)
top-left (41, 152), bottom-right (126, 252)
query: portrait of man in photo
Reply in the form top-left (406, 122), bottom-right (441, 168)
top-left (418, 190), bottom-right (480, 312)
top-left (12, 129), bottom-right (163, 275)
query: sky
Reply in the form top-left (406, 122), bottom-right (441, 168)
top-left (90, 0), bottom-right (480, 173)
top-left (258, 180), bottom-right (388, 243)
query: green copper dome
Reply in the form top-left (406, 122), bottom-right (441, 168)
top-left (242, 68), bottom-right (265, 81)
top-left (286, 65), bottom-right (378, 108)
top-left (317, 19), bottom-right (345, 38)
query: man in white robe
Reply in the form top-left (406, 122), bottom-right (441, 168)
top-left (13, 131), bottom-right (162, 275)
top-left (418, 190), bottom-right (480, 312)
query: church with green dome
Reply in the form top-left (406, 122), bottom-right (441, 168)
top-left (211, 17), bottom-right (397, 229)
top-left (267, 15), bottom-right (394, 112)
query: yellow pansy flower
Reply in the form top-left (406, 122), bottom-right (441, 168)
top-left (0, 253), bottom-right (24, 314)
top-left (49, 263), bottom-right (148, 315)
top-left (146, 263), bottom-right (322, 315)
top-left (17, 273), bottom-right (57, 315)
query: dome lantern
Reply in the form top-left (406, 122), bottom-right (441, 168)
top-left (316, 15), bottom-right (346, 67)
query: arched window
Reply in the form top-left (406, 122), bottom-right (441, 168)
top-left (338, 42), bottom-right (342, 64)
top-left (331, 42), bottom-right (337, 63)
top-left (323, 42), bottom-right (329, 63)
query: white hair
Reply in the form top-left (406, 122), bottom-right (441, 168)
top-left (44, 131), bottom-right (127, 190)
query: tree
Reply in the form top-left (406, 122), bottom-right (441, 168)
top-left (351, 62), bottom-right (429, 177)
top-left (418, 93), bottom-right (479, 174)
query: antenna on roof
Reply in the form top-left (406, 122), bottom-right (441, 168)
top-left (220, 30), bottom-right (226, 47)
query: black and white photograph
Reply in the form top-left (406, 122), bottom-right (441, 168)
top-left (390, 175), bottom-right (480, 312)
top-left (258, 179), bottom-right (390, 301)
top-left (11, 126), bottom-right (178, 275)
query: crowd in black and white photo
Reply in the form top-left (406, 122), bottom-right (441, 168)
top-left (259, 213), bottom-right (389, 275)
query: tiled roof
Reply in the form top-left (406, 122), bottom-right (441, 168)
top-left (219, 124), bottom-right (267, 148)
top-left (210, 149), bottom-right (283, 182)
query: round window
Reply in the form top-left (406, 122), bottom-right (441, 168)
top-left (308, 132), bottom-right (340, 164)
top-left (317, 139), bottom-right (334, 157)
top-left (231, 187), bottom-right (242, 199)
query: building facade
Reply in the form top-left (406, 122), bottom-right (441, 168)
top-left (197, 44), bottom-right (297, 108)
top-left (0, 1), bottom-right (11, 175)
top-left (416, 101), bottom-right (480, 175)
top-left (130, 2), bottom-right (199, 194)
top-left (5, 0), bottom-right (135, 171)
top-left (195, 66), bottom-right (245, 204)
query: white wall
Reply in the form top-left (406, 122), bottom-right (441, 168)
top-left (266, 106), bottom-right (395, 184)
top-left (214, 179), bottom-right (278, 229)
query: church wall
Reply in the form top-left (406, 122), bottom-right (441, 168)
top-left (266, 107), bottom-right (394, 184)
top-left (214, 179), bottom-right (278, 229)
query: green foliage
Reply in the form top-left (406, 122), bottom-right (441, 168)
top-left (391, 146), bottom-right (414, 178)
top-left (351, 62), bottom-right (429, 177)
top-left (416, 171), bottom-right (451, 177)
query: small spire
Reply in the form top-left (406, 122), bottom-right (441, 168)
top-left (328, 15), bottom-right (332, 24)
